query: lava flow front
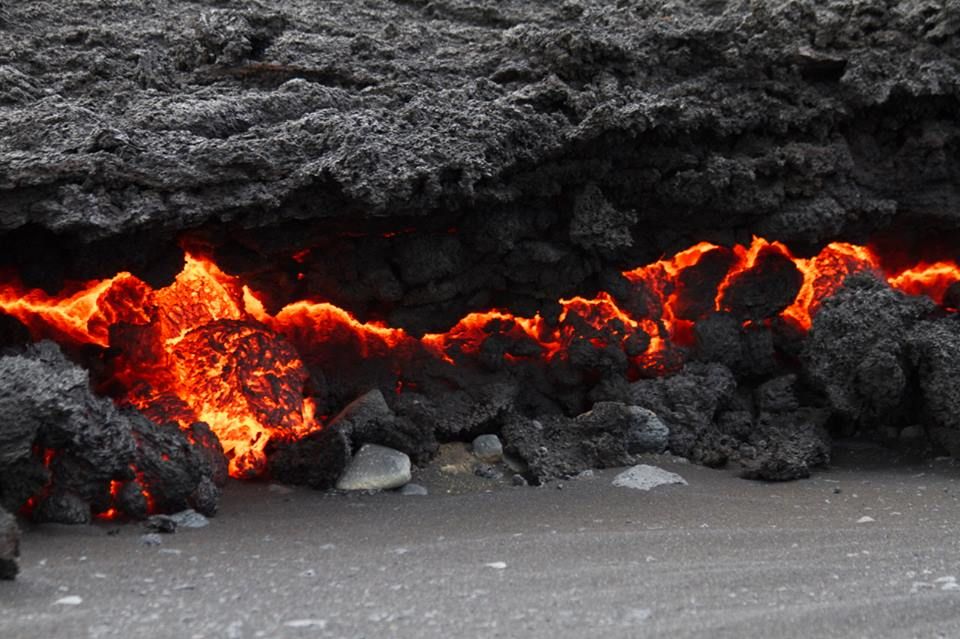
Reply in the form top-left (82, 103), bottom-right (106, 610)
top-left (0, 237), bottom-right (958, 478)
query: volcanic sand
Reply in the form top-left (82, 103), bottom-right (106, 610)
top-left (2, 447), bottom-right (959, 639)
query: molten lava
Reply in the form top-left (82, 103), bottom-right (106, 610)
top-left (0, 237), bottom-right (957, 479)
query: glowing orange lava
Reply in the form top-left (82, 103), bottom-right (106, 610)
top-left (0, 237), bottom-right (957, 479)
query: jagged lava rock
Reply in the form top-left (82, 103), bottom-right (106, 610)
top-left (0, 342), bottom-right (226, 522)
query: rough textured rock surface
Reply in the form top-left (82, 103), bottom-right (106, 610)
top-left (0, 341), bottom-right (226, 521)
top-left (501, 401), bottom-right (670, 481)
top-left (804, 275), bottom-right (935, 435)
top-left (907, 317), bottom-right (960, 455)
top-left (628, 363), bottom-right (739, 467)
top-left (0, 506), bottom-right (18, 580)
top-left (0, 1), bottom-right (957, 332)
top-left (0, 2), bottom-right (959, 489)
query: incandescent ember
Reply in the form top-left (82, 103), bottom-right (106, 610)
top-left (0, 236), bottom-right (957, 489)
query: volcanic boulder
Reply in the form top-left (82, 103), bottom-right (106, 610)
top-left (628, 362), bottom-right (739, 467)
top-left (501, 401), bottom-right (670, 481)
top-left (804, 275), bottom-right (935, 437)
top-left (0, 341), bottom-right (227, 522)
top-left (907, 317), bottom-right (960, 455)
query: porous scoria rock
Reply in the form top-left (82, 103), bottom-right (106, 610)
top-left (0, 0), bottom-right (957, 284)
top-left (501, 401), bottom-right (670, 481)
top-left (803, 275), bottom-right (934, 435)
top-left (0, 341), bottom-right (226, 522)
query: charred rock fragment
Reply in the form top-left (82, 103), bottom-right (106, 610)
top-left (266, 427), bottom-right (351, 490)
top-left (674, 249), bottom-right (736, 321)
top-left (501, 401), bottom-right (669, 481)
top-left (719, 250), bottom-right (804, 321)
top-left (396, 383), bottom-right (517, 443)
top-left (738, 410), bottom-right (831, 481)
top-left (625, 363), bottom-right (832, 478)
top-left (0, 342), bottom-right (226, 522)
top-left (267, 387), bottom-right (440, 489)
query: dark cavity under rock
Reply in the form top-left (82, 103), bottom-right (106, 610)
top-left (0, 506), bottom-right (18, 580)
top-left (0, 342), bottom-right (227, 522)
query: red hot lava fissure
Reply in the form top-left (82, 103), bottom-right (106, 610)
top-left (0, 237), bottom-right (958, 485)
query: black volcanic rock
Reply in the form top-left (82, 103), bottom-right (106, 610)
top-left (0, 506), bottom-right (18, 580)
top-left (500, 401), bottom-right (667, 481)
top-left (628, 362), bottom-right (738, 467)
top-left (907, 317), bottom-right (960, 455)
top-left (0, 342), bottom-right (226, 521)
top-left (803, 275), bottom-right (935, 436)
top-left (719, 250), bottom-right (804, 321)
top-left (0, 0), bottom-right (957, 311)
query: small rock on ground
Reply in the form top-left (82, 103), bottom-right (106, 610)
top-left (337, 444), bottom-right (411, 491)
top-left (472, 434), bottom-right (504, 463)
top-left (398, 483), bottom-right (428, 496)
top-left (144, 515), bottom-right (178, 534)
top-left (171, 509), bottom-right (210, 529)
top-left (474, 463), bottom-right (503, 480)
top-left (140, 533), bottom-right (163, 546)
top-left (612, 465), bottom-right (687, 491)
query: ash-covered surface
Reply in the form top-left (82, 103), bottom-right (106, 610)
top-left (0, 505), bottom-right (18, 580)
top-left (0, 342), bottom-right (227, 523)
top-left (0, 1), bottom-right (958, 309)
top-left (3, 459), bottom-right (960, 639)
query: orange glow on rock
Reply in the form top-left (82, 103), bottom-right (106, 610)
top-left (887, 261), bottom-right (960, 305)
top-left (0, 237), bottom-right (957, 481)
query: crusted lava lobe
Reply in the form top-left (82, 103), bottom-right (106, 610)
top-left (0, 342), bottom-right (226, 524)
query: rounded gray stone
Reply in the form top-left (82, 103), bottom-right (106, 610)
top-left (472, 434), bottom-right (504, 463)
top-left (336, 444), bottom-right (411, 491)
top-left (398, 483), bottom-right (428, 496)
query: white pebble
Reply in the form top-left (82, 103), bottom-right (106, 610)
top-left (53, 596), bottom-right (83, 606)
top-left (485, 562), bottom-right (507, 569)
top-left (283, 619), bottom-right (327, 629)
top-left (612, 465), bottom-right (687, 491)
top-left (856, 516), bottom-right (875, 523)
